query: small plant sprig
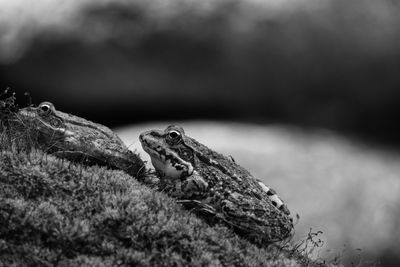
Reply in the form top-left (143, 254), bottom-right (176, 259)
top-left (0, 88), bottom-right (38, 152)
top-left (277, 225), bottom-right (328, 267)
top-left (0, 88), bottom-right (18, 126)
top-left (292, 228), bottom-right (325, 258)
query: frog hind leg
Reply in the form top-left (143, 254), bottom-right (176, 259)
top-left (220, 193), bottom-right (294, 244)
top-left (52, 150), bottom-right (106, 165)
top-left (256, 180), bottom-right (291, 215)
top-left (177, 200), bottom-right (216, 217)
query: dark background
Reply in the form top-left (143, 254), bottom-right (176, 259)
top-left (1, 0), bottom-right (400, 146)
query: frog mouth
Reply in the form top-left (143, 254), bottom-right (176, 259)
top-left (142, 144), bottom-right (193, 179)
top-left (142, 145), bottom-right (163, 161)
top-left (139, 134), bottom-right (194, 178)
top-left (139, 137), bottom-right (164, 160)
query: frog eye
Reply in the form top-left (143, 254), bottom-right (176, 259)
top-left (38, 102), bottom-right (54, 115)
top-left (166, 129), bottom-right (182, 144)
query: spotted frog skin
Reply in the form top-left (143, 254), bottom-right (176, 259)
top-left (139, 125), bottom-right (294, 244)
top-left (13, 102), bottom-right (144, 177)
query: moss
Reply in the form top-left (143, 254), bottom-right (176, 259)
top-left (0, 147), bottom-right (314, 266)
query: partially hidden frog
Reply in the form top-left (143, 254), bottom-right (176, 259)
top-left (139, 125), bottom-right (294, 244)
top-left (12, 101), bottom-right (145, 177)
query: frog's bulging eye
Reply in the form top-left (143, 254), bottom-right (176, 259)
top-left (168, 130), bottom-right (180, 139)
top-left (166, 130), bottom-right (182, 144)
top-left (38, 102), bottom-right (53, 115)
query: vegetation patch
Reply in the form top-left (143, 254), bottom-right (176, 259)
top-left (1, 147), bottom-right (308, 266)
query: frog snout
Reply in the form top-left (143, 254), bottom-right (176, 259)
top-left (139, 130), bottom-right (161, 144)
top-left (139, 131), bottom-right (153, 142)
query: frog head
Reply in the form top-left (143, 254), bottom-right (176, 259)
top-left (17, 101), bottom-right (67, 137)
top-left (139, 125), bottom-right (195, 179)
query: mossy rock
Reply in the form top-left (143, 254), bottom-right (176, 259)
top-left (0, 147), bottom-right (317, 266)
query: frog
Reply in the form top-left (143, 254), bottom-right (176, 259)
top-left (139, 125), bottom-right (294, 244)
top-left (12, 101), bottom-right (145, 178)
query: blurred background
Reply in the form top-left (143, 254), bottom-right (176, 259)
top-left (1, 0), bottom-right (400, 265)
